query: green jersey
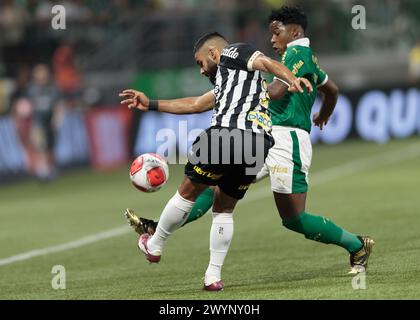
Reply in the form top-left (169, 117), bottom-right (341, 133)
top-left (269, 38), bottom-right (328, 132)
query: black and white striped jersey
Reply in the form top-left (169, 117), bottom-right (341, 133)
top-left (211, 43), bottom-right (271, 134)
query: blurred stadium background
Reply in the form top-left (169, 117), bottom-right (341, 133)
top-left (0, 0), bottom-right (419, 299)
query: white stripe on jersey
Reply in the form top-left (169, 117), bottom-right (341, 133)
top-left (237, 70), bottom-right (259, 130)
top-left (220, 70), bottom-right (248, 128)
top-left (211, 68), bottom-right (236, 125)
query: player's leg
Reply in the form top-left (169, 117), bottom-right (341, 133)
top-left (183, 186), bottom-right (214, 225)
top-left (274, 192), bottom-right (374, 273)
top-left (138, 174), bottom-right (208, 262)
top-left (274, 192), bottom-right (364, 252)
top-left (126, 186), bottom-right (214, 235)
top-left (128, 135), bottom-right (269, 236)
top-left (204, 186), bottom-right (237, 291)
top-left (204, 129), bottom-right (273, 291)
top-left (268, 126), bottom-right (373, 272)
top-left (139, 126), bottom-right (224, 262)
top-left (185, 129), bottom-right (271, 228)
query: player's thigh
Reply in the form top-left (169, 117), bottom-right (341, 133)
top-left (184, 127), bottom-right (225, 187)
top-left (217, 131), bottom-right (272, 200)
top-left (273, 192), bottom-right (307, 220)
top-left (178, 175), bottom-right (210, 201)
top-left (217, 168), bottom-right (255, 202)
top-left (212, 186), bottom-right (239, 213)
top-left (296, 129), bottom-right (312, 179)
top-left (266, 127), bottom-right (312, 194)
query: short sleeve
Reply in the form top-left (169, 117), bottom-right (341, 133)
top-left (312, 55), bottom-right (328, 87)
top-left (315, 68), bottom-right (328, 87)
top-left (219, 43), bottom-right (262, 71)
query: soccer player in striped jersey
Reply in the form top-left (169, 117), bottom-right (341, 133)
top-left (120, 32), bottom-right (312, 291)
top-left (126, 6), bottom-right (374, 278)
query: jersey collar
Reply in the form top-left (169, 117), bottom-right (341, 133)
top-left (287, 37), bottom-right (310, 48)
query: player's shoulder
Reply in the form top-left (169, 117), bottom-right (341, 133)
top-left (221, 42), bottom-right (256, 59)
top-left (225, 42), bottom-right (255, 50)
top-left (285, 44), bottom-right (312, 57)
top-left (220, 42), bottom-right (260, 71)
top-left (282, 45), bottom-right (312, 65)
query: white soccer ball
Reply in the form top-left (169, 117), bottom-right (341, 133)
top-left (129, 153), bottom-right (169, 192)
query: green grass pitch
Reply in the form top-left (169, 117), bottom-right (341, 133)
top-left (1, 138), bottom-right (420, 299)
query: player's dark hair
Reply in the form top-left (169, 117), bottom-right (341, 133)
top-left (269, 6), bottom-right (308, 31)
top-left (193, 32), bottom-right (227, 53)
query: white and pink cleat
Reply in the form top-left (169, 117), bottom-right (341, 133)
top-left (137, 234), bottom-right (161, 263)
top-left (203, 276), bottom-right (224, 291)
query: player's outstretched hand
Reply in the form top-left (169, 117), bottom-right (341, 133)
top-left (119, 89), bottom-right (150, 111)
top-left (312, 111), bottom-right (329, 130)
top-left (288, 77), bottom-right (313, 94)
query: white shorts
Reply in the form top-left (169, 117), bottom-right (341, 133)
top-left (256, 126), bottom-right (312, 194)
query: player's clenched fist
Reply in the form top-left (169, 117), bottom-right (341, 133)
top-left (119, 89), bottom-right (150, 111)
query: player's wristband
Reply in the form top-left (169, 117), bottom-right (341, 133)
top-left (149, 100), bottom-right (159, 111)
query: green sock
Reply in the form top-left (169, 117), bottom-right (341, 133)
top-left (282, 212), bottom-right (363, 253)
top-left (182, 187), bottom-right (214, 226)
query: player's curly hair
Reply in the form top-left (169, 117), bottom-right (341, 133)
top-left (269, 6), bottom-right (308, 31)
top-left (193, 32), bottom-right (227, 54)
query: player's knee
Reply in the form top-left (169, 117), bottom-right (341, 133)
top-left (281, 211), bottom-right (305, 232)
top-left (212, 202), bottom-right (235, 213)
top-left (178, 189), bottom-right (197, 201)
top-left (279, 210), bottom-right (299, 221)
top-left (170, 191), bottom-right (195, 212)
top-left (178, 177), bottom-right (204, 201)
top-left (212, 197), bottom-right (236, 212)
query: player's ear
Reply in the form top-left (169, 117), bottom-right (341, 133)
top-left (208, 46), bottom-right (218, 63)
top-left (290, 25), bottom-right (302, 39)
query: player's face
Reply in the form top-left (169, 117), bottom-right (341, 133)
top-left (269, 21), bottom-right (293, 56)
top-left (194, 50), bottom-right (218, 85)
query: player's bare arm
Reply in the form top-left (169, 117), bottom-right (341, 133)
top-left (267, 78), bottom-right (288, 100)
top-left (251, 54), bottom-right (313, 94)
top-left (312, 79), bottom-right (339, 130)
top-left (119, 89), bottom-right (215, 114)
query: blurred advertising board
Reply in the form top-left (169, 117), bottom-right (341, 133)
top-left (311, 87), bottom-right (420, 144)
top-left (0, 106), bottom-right (130, 181)
top-left (55, 108), bottom-right (90, 166)
top-left (0, 109), bottom-right (90, 181)
top-left (0, 117), bottom-right (27, 177)
top-left (85, 106), bottom-right (132, 170)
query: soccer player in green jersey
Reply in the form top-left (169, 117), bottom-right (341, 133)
top-left (126, 6), bottom-right (374, 275)
top-left (255, 6), bottom-right (374, 274)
